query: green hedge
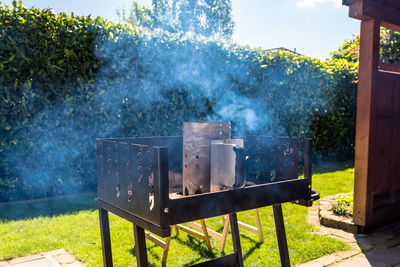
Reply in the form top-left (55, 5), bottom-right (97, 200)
top-left (0, 2), bottom-right (357, 201)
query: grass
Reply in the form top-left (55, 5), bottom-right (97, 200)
top-left (312, 161), bottom-right (354, 197)
top-left (0, 162), bottom-right (355, 266)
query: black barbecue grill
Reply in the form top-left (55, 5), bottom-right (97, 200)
top-left (97, 128), bottom-right (319, 267)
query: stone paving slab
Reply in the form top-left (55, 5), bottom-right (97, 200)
top-left (0, 249), bottom-right (83, 267)
top-left (295, 249), bottom-right (361, 267)
top-left (296, 199), bottom-right (400, 267)
top-left (297, 261), bottom-right (324, 267)
top-left (331, 254), bottom-right (389, 267)
top-left (363, 246), bottom-right (400, 265)
top-left (4, 258), bottom-right (56, 267)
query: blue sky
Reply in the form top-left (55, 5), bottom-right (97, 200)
top-left (1, 0), bottom-right (360, 59)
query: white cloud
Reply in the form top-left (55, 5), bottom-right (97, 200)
top-left (296, 0), bottom-right (342, 8)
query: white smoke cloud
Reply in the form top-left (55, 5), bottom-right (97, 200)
top-left (296, 0), bottom-right (342, 8)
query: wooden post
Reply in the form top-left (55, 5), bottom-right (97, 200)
top-left (144, 232), bottom-right (172, 264)
top-left (353, 18), bottom-right (381, 226)
top-left (200, 220), bottom-right (213, 252)
top-left (345, 0), bottom-right (400, 230)
top-left (162, 236), bottom-right (172, 264)
top-left (175, 220), bottom-right (213, 252)
top-left (254, 209), bottom-right (264, 243)
top-left (218, 216), bottom-right (230, 252)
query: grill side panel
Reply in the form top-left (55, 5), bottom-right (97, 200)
top-left (97, 139), bottom-right (170, 228)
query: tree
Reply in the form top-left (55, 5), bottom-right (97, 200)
top-left (331, 35), bottom-right (360, 64)
top-left (380, 28), bottom-right (400, 64)
top-left (118, 0), bottom-right (235, 39)
top-left (117, 3), bottom-right (154, 29)
top-left (331, 28), bottom-right (400, 65)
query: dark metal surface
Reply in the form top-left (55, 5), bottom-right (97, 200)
top-left (99, 208), bottom-right (113, 267)
top-left (273, 204), bottom-right (290, 267)
top-left (97, 135), bottom-right (312, 232)
top-left (244, 136), bottom-right (304, 185)
top-left (230, 213), bottom-right (244, 267)
top-left (134, 224), bottom-right (149, 267)
top-left (169, 179), bottom-right (309, 226)
top-left (190, 254), bottom-right (237, 266)
top-left (293, 190), bottom-right (320, 207)
top-left (97, 134), bottom-right (315, 266)
top-left (304, 139), bottom-right (312, 200)
top-left (183, 122), bottom-right (231, 195)
top-left (98, 200), bottom-right (171, 237)
top-left (98, 140), bottom-right (170, 228)
top-left (275, 138), bottom-right (302, 180)
top-left (99, 178), bottom-right (309, 236)
top-left (245, 136), bottom-right (274, 184)
top-left (103, 136), bottom-right (183, 175)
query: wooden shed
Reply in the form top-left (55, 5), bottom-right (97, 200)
top-left (344, 0), bottom-right (400, 229)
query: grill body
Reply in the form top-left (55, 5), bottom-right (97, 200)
top-left (97, 135), bottom-right (313, 237)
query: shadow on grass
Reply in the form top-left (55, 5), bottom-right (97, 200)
top-left (312, 161), bottom-right (354, 174)
top-left (0, 192), bottom-right (97, 221)
top-left (214, 225), bottom-right (224, 233)
top-left (171, 235), bottom-right (217, 266)
top-left (177, 235), bottom-right (216, 258)
top-left (128, 246), bottom-right (158, 267)
top-left (240, 234), bottom-right (262, 260)
top-left (129, 235), bottom-right (216, 267)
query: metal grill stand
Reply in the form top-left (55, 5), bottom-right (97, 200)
top-left (96, 136), bottom-right (319, 267)
top-left (98, 203), bottom-right (292, 267)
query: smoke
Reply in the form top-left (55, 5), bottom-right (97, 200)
top-left (207, 89), bottom-right (271, 136)
top-left (4, 19), bottom-right (333, 201)
top-left (116, 29), bottom-right (272, 136)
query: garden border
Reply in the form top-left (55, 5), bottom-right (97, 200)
top-left (319, 194), bottom-right (360, 234)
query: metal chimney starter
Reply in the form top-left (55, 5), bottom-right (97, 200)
top-left (182, 122), bottom-right (230, 195)
top-left (210, 139), bottom-right (246, 192)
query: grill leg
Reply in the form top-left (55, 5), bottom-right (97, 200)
top-left (229, 213), bottom-right (244, 267)
top-left (273, 204), bottom-right (290, 267)
top-left (99, 208), bottom-right (113, 267)
top-left (133, 223), bottom-right (148, 267)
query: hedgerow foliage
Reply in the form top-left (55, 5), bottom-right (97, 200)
top-left (0, 2), bottom-right (357, 201)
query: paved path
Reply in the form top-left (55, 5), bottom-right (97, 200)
top-left (297, 205), bottom-right (400, 267)
top-left (0, 249), bottom-right (84, 267)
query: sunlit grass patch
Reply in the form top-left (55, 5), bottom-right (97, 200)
top-left (0, 163), bottom-right (355, 266)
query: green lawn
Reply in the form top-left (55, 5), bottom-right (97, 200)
top-left (0, 162), bottom-right (355, 266)
top-left (312, 161), bottom-right (354, 197)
